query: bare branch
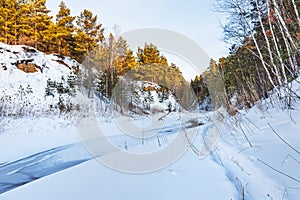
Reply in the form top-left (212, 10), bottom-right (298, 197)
top-left (258, 158), bottom-right (300, 183)
top-left (267, 123), bottom-right (300, 155)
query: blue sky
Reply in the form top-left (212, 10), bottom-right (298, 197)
top-left (46, 0), bottom-right (228, 79)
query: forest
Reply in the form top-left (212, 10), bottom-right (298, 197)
top-left (0, 0), bottom-right (103, 62)
top-left (1, 0), bottom-right (300, 112)
top-left (191, 0), bottom-right (300, 112)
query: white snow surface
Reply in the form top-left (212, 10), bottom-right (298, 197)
top-left (2, 99), bottom-right (300, 199)
top-left (0, 43), bottom-right (300, 199)
top-left (0, 115), bottom-right (237, 200)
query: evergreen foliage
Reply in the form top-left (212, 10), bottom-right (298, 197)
top-left (0, 0), bottom-right (103, 62)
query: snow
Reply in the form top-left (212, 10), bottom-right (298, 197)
top-left (2, 155), bottom-right (230, 199)
top-left (0, 112), bottom-right (238, 199)
top-left (0, 148), bottom-right (237, 200)
top-left (1, 43), bottom-right (300, 199)
top-left (0, 42), bottom-right (79, 117)
top-left (0, 117), bottom-right (79, 163)
top-left (2, 101), bottom-right (300, 199)
top-left (214, 105), bottom-right (300, 199)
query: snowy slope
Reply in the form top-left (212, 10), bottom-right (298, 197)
top-left (0, 42), bottom-right (179, 118)
top-left (0, 42), bottom-right (79, 95)
top-left (215, 105), bottom-right (300, 199)
top-left (0, 42), bottom-right (79, 117)
top-left (127, 81), bottom-right (179, 113)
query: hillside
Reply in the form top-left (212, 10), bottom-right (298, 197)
top-left (0, 43), bottom-right (182, 118)
top-left (0, 42), bottom-right (80, 117)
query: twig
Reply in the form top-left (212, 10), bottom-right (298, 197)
top-left (244, 116), bottom-right (261, 131)
top-left (282, 187), bottom-right (300, 200)
top-left (268, 123), bottom-right (300, 155)
top-left (257, 158), bottom-right (300, 183)
top-left (237, 123), bottom-right (253, 148)
top-left (282, 187), bottom-right (287, 200)
top-left (236, 178), bottom-right (245, 200)
top-left (238, 146), bottom-right (254, 154)
top-left (281, 154), bottom-right (300, 167)
top-left (158, 111), bottom-right (171, 121)
top-left (242, 118), bottom-right (256, 136)
top-left (213, 152), bottom-right (224, 167)
top-left (289, 111), bottom-right (296, 125)
top-left (190, 143), bottom-right (200, 157)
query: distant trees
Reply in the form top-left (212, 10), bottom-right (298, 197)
top-left (1, 1), bottom-right (197, 116)
top-left (0, 0), bottom-right (52, 49)
top-left (192, 0), bottom-right (300, 111)
top-left (191, 75), bottom-right (209, 103)
top-left (133, 43), bottom-right (193, 110)
top-left (135, 43), bottom-right (186, 94)
top-left (78, 40), bottom-right (193, 113)
top-left (0, 1), bottom-right (210, 112)
top-left (81, 34), bottom-right (138, 99)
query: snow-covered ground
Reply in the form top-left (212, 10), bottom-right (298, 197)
top-left (215, 102), bottom-right (300, 199)
top-left (1, 43), bottom-right (300, 199)
top-left (0, 114), bottom-right (237, 200)
top-left (1, 99), bottom-right (300, 199)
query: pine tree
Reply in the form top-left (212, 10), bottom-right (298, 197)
top-left (0, 0), bottom-right (17, 44)
top-left (55, 1), bottom-right (75, 57)
top-left (74, 9), bottom-right (104, 61)
top-left (114, 37), bottom-right (137, 76)
top-left (26, 84), bottom-right (33, 94)
top-left (121, 50), bottom-right (137, 75)
top-left (67, 74), bottom-right (76, 88)
top-left (137, 43), bottom-right (161, 65)
top-left (104, 33), bottom-right (118, 97)
top-left (42, 21), bottom-right (57, 53)
top-left (17, 1), bottom-right (35, 45)
top-left (27, 0), bottom-right (52, 50)
top-left (57, 82), bottom-right (64, 94)
top-left (18, 84), bottom-right (25, 100)
top-left (45, 78), bottom-right (55, 97)
top-left (160, 55), bottom-right (168, 67)
top-left (8, 0), bottom-right (19, 44)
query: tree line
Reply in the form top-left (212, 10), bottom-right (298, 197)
top-left (80, 38), bottom-right (190, 110)
top-left (192, 0), bottom-right (300, 112)
top-left (0, 0), bottom-right (104, 62)
top-left (1, 0), bottom-right (190, 109)
top-left (8, 0), bottom-right (295, 113)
